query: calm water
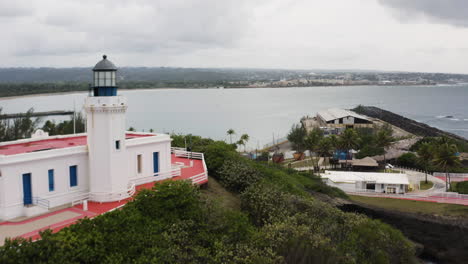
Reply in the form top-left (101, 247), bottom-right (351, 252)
top-left (1, 85), bottom-right (467, 149)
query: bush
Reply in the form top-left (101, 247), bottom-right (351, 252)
top-left (453, 181), bottom-right (468, 194)
top-left (396, 153), bottom-right (419, 168)
top-left (217, 159), bottom-right (263, 193)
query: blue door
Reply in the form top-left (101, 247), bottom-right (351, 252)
top-left (153, 152), bottom-right (159, 175)
top-left (22, 173), bottom-right (32, 205)
top-left (70, 165), bottom-right (78, 187)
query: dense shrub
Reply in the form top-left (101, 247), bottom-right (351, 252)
top-left (217, 159), bottom-right (263, 192)
top-left (453, 181), bottom-right (468, 194)
top-left (396, 153), bottom-right (419, 168)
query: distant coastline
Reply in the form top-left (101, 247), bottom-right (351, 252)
top-left (0, 83), bottom-right (454, 100)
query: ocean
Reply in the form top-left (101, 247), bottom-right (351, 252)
top-left (1, 85), bottom-right (467, 149)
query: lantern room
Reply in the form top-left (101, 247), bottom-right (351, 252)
top-left (92, 55), bottom-right (117, 96)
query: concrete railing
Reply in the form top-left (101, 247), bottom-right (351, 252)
top-left (71, 192), bottom-right (90, 206)
top-left (89, 182), bottom-right (136, 203)
top-left (130, 168), bottom-right (182, 186)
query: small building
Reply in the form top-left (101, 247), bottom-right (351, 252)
top-left (322, 170), bottom-right (409, 194)
top-left (316, 108), bottom-right (373, 129)
top-left (349, 157), bottom-right (379, 171)
top-left (302, 108), bottom-right (373, 135)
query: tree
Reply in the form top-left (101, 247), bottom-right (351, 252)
top-left (128, 127), bottom-right (135, 131)
top-left (226, 129), bottom-right (235, 144)
top-left (240, 134), bottom-right (249, 152)
top-left (417, 142), bottom-right (434, 184)
top-left (236, 139), bottom-right (244, 152)
top-left (339, 129), bottom-right (359, 169)
top-left (287, 124), bottom-right (306, 154)
top-left (375, 128), bottom-right (393, 166)
top-left (433, 142), bottom-right (461, 191)
top-left (305, 128), bottom-right (323, 172)
top-left (317, 137), bottom-right (333, 169)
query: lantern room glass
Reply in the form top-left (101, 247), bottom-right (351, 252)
top-left (94, 71), bottom-right (116, 87)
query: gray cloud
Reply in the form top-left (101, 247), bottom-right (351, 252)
top-left (0, 1), bottom-right (34, 17)
top-left (379, 0), bottom-right (468, 27)
top-left (10, 0), bottom-right (255, 57)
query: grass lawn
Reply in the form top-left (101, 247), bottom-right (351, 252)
top-left (420, 181), bottom-right (434, 190)
top-left (349, 195), bottom-right (468, 218)
top-left (200, 176), bottom-right (241, 210)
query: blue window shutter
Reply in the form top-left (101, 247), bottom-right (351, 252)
top-left (153, 152), bottom-right (159, 174)
top-left (48, 169), bottom-right (54, 191)
top-left (70, 165), bottom-right (78, 187)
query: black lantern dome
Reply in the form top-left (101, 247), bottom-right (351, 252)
top-left (92, 55), bottom-right (117, 96)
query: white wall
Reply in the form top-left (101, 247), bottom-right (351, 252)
top-left (126, 136), bottom-right (172, 181)
top-left (343, 116), bottom-right (354, 124)
top-left (0, 148), bottom-right (89, 220)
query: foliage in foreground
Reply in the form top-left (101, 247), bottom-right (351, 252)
top-left (1, 135), bottom-right (416, 263)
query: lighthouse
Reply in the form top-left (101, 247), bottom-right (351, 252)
top-left (85, 55), bottom-right (129, 201)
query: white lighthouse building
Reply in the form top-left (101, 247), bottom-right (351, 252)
top-left (86, 56), bottom-right (131, 201)
top-left (0, 56), bottom-right (207, 221)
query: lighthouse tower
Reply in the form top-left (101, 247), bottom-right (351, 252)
top-left (85, 55), bottom-right (129, 201)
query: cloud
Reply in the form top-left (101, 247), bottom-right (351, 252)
top-left (0, 1), bottom-right (34, 18)
top-left (7, 0), bottom-right (256, 57)
top-left (378, 0), bottom-right (468, 27)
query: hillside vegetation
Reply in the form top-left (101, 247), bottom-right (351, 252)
top-left (1, 135), bottom-right (416, 263)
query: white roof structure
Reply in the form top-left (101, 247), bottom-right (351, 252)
top-left (317, 108), bottom-right (370, 122)
top-left (322, 170), bottom-right (409, 185)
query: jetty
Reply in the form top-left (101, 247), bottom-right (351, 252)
top-left (0, 110), bottom-right (74, 120)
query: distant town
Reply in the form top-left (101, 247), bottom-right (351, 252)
top-left (1, 67), bottom-right (468, 98)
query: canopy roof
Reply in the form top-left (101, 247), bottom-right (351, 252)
top-left (351, 157), bottom-right (379, 167)
top-left (317, 108), bottom-right (370, 122)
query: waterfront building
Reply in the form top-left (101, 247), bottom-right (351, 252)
top-left (302, 108), bottom-right (373, 134)
top-left (0, 56), bottom-right (207, 221)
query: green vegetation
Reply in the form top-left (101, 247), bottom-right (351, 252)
top-left (419, 181), bottom-right (434, 190)
top-left (0, 108), bottom-right (86, 142)
top-left (450, 181), bottom-right (468, 194)
top-left (286, 123), bottom-right (394, 170)
top-left (0, 108), bottom-right (40, 142)
top-left (1, 135), bottom-right (417, 263)
top-left (349, 195), bottom-right (468, 218)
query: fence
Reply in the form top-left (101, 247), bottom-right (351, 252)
top-left (131, 169), bottom-right (182, 186)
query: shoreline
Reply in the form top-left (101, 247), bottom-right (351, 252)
top-left (0, 84), bottom-right (455, 101)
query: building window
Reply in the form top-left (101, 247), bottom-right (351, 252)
top-left (115, 140), bottom-right (120, 150)
top-left (48, 169), bottom-right (54, 192)
top-left (70, 165), bottom-right (78, 187)
top-left (137, 154), bottom-right (142, 174)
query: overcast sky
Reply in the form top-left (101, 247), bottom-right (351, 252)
top-left (1, 0), bottom-right (468, 73)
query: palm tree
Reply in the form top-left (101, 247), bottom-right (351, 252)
top-left (417, 142), bottom-right (433, 184)
top-left (340, 129), bottom-right (359, 169)
top-left (227, 129), bottom-right (235, 144)
top-left (376, 129), bottom-right (393, 167)
top-left (433, 143), bottom-right (461, 191)
top-left (328, 134), bottom-right (339, 169)
top-left (236, 139), bottom-right (244, 152)
top-left (240, 134), bottom-right (249, 152)
top-left (305, 128), bottom-right (323, 171)
top-left (317, 137), bottom-right (333, 171)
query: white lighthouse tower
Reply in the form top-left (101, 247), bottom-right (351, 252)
top-left (85, 55), bottom-right (129, 201)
